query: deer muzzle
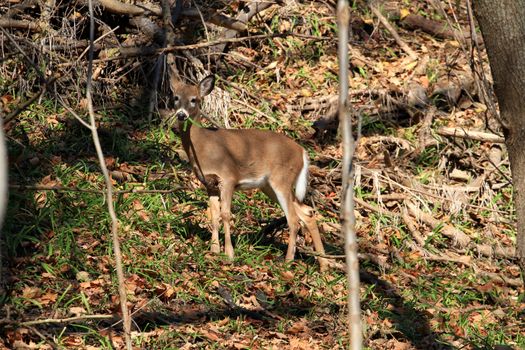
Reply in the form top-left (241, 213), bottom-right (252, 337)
top-left (176, 109), bottom-right (189, 121)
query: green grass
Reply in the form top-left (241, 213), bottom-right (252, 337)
top-left (2, 1), bottom-right (524, 349)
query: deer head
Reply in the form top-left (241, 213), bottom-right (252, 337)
top-left (165, 75), bottom-right (215, 130)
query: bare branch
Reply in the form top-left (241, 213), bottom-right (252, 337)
top-left (86, 0), bottom-right (132, 348)
top-left (57, 96), bottom-right (92, 129)
top-left (337, 1), bottom-right (362, 349)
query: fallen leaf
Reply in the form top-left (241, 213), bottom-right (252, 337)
top-left (69, 306), bottom-right (87, 316)
top-left (22, 286), bottom-right (41, 299)
top-left (38, 292), bottom-right (58, 305)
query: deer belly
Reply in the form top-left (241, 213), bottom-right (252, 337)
top-left (236, 176), bottom-right (268, 190)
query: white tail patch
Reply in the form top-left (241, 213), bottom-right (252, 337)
top-left (294, 151), bottom-right (309, 202)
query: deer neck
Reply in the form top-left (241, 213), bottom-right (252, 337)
top-left (179, 119), bottom-right (211, 185)
top-left (180, 117), bottom-right (204, 147)
top-left (180, 118), bottom-right (208, 162)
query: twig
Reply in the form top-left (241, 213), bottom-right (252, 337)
top-left (366, 168), bottom-right (509, 215)
top-left (26, 326), bottom-right (58, 350)
top-left (9, 184), bottom-right (185, 194)
top-left (192, 0), bottom-right (212, 70)
top-left (57, 95), bottom-right (92, 129)
top-left (0, 26), bottom-right (46, 81)
top-left (337, 2), bottom-right (362, 349)
top-left (22, 314), bottom-right (115, 326)
top-left (56, 32), bottom-right (330, 67)
top-left (232, 98), bottom-right (278, 123)
top-left (369, 3), bottom-right (418, 60)
top-left (0, 119), bottom-right (7, 290)
top-left (85, 1), bottom-right (132, 348)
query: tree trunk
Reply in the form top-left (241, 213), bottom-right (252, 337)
top-left (473, 1), bottom-right (525, 276)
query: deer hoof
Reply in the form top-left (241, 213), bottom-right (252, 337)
top-left (318, 258), bottom-right (329, 273)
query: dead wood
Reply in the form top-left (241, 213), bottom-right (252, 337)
top-left (83, 0), bottom-right (246, 31)
top-left (0, 18), bottom-right (41, 31)
top-left (397, 12), bottom-right (471, 41)
top-left (476, 244), bottom-right (515, 259)
top-left (415, 106), bottom-right (438, 154)
top-left (405, 201), bottom-right (471, 248)
top-left (97, 0), bottom-right (161, 16)
top-left (478, 271), bottom-right (523, 287)
top-left (182, 8), bottom-right (247, 32)
top-left (129, 16), bottom-right (163, 44)
top-left (401, 208), bottom-right (426, 246)
top-left (209, 1), bottom-right (279, 59)
top-left (437, 127), bottom-right (505, 143)
top-left (3, 0), bottom-right (38, 18)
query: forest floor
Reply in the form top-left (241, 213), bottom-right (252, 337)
top-left (1, 0), bottom-right (524, 349)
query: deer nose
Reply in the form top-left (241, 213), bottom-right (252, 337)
top-left (176, 110), bottom-right (188, 121)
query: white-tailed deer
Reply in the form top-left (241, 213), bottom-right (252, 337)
top-left (166, 74), bottom-right (328, 271)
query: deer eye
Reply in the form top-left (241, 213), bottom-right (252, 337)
top-left (190, 97), bottom-right (197, 106)
top-left (174, 95), bottom-right (180, 104)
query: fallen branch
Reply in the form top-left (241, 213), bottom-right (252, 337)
top-left (369, 4), bottom-right (418, 60)
top-left (296, 246), bottom-right (391, 271)
top-left (182, 8), bottom-right (247, 31)
top-left (98, 0), bottom-right (161, 16)
top-left (0, 18), bottom-right (41, 31)
top-left (476, 244), bottom-right (515, 259)
top-left (478, 271), bottom-right (523, 288)
top-left (394, 11), bottom-right (471, 41)
top-left (437, 127), bottom-right (505, 143)
top-left (405, 201), bottom-right (471, 248)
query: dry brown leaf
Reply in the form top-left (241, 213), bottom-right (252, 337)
top-left (38, 292), bottom-right (58, 305)
top-left (22, 286), bottom-right (41, 299)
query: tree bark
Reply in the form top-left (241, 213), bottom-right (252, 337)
top-left (473, 0), bottom-right (525, 276)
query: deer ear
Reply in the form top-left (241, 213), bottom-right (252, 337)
top-left (199, 75), bottom-right (215, 97)
top-left (168, 66), bottom-right (182, 94)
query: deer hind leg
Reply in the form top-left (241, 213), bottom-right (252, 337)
top-left (219, 181), bottom-right (235, 260)
top-left (265, 182), bottom-right (300, 262)
top-left (294, 202), bottom-right (328, 272)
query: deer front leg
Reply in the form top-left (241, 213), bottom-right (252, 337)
top-left (208, 196), bottom-right (221, 254)
top-left (220, 183), bottom-right (235, 260)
